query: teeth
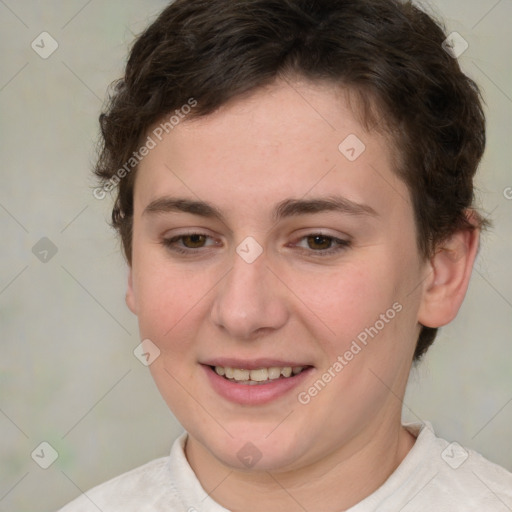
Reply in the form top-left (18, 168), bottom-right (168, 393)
top-left (249, 368), bottom-right (268, 382)
top-left (214, 365), bottom-right (305, 383)
top-left (268, 367), bottom-right (281, 379)
top-left (233, 369), bottom-right (250, 380)
top-left (281, 367), bottom-right (292, 378)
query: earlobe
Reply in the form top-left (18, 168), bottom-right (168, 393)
top-left (417, 220), bottom-right (480, 329)
top-left (126, 267), bottom-right (138, 315)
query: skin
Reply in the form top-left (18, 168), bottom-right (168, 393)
top-left (126, 78), bottom-right (479, 511)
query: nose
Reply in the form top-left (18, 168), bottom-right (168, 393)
top-left (210, 247), bottom-right (289, 340)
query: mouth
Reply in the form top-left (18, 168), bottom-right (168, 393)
top-left (201, 361), bottom-right (314, 405)
top-left (210, 365), bottom-right (308, 385)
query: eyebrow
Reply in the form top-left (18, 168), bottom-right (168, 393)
top-left (143, 195), bottom-right (378, 222)
top-left (274, 196), bottom-right (377, 219)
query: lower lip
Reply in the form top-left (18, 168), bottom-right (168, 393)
top-left (202, 365), bottom-right (313, 405)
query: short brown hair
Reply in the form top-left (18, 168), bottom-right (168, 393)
top-left (95, 0), bottom-right (487, 360)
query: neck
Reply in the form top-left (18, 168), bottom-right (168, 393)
top-left (185, 419), bottom-right (416, 512)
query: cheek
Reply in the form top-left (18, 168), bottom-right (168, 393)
top-left (132, 254), bottom-right (213, 348)
top-left (133, 259), bottom-right (210, 410)
top-left (287, 261), bottom-right (396, 344)
top-left (289, 253), bottom-right (418, 382)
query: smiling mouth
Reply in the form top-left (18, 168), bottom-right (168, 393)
top-left (210, 365), bottom-right (309, 385)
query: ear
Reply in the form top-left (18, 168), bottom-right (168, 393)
top-left (126, 266), bottom-right (138, 315)
top-left (417, 213), bottom-right (480, 328)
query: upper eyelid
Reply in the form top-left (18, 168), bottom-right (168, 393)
top-left (291, 229), bottom-right (348, 239)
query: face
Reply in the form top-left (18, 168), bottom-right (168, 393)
top-left (127, 79), bottom-right (427, 472)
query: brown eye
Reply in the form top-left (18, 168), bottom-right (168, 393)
top-left (161, 232), bottom-right (220, 255)
top-left (307, 235), bottom-right (334, 250)
top-left (181, 234), bottom-right (207, 248)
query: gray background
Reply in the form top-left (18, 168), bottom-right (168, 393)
top-left (0, 1), bottom-right (511, 511)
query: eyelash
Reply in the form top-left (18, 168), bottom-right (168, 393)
top-left (162, 233), bottom-right (219, 255)
top-left (161, 232), bottom-right (351, 257)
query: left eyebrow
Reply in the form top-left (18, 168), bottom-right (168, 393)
top-left (273, 196), bottom-right (378, 221)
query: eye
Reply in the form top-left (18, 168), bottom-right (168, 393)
top-left (162, 233), bottom-right (219, 254)
top-left (294, 233), bottom-right (350, 256)
top-left (180, 234), bottom-right (208, 249)
top-left (306, 235), bottom-right (333, 250)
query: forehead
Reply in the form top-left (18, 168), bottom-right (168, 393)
top-left (134, 79), bottom-right (409, 222)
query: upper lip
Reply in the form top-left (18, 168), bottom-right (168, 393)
top-left (202, 358), bottom-right (312, 370)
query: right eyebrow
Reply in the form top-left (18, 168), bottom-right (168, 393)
top-left (143, 198), bottom-right (228, 224)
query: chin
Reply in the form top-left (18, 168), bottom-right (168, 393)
top-left (192, 420), bottom-right (313, 472)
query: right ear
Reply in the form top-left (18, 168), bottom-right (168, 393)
top-left (126, 266), bottom-right (138, 314)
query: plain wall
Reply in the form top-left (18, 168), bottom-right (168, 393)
top-left (0, 1), bottom-right (511, 511)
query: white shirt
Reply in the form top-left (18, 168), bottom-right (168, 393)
top-left (57, 422), bottom-right (512, 511)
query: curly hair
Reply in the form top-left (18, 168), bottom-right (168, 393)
top-left (95, 0), bottom-right (487, 360)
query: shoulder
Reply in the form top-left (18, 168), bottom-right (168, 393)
top-left (406, 423), bottom-right (512, 509)
top-left (437, 443), bottom-right (512, 505)
top-left (57, 456), bottom-right (179, 512)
